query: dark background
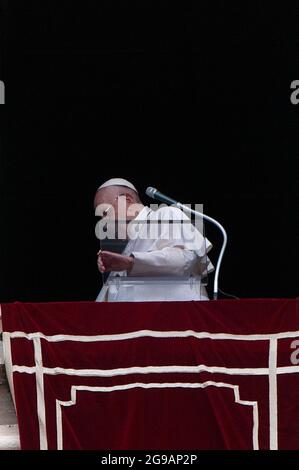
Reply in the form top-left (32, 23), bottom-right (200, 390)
top-left (0, 1), bottom-right (298, 302)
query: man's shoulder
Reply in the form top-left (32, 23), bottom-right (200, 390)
top-left (150, 205), bottom-right (189, 220)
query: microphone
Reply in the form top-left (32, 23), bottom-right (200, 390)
top-left (145, 186), bottom-right (228, 300)
top-left (146, 187), bottom-right (178, 206)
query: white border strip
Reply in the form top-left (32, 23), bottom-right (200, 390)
top-left (10, 364), bottom-right (299, 377)
top-left (2, 332), bottom-right (16, 407)
top-left (12, 364), bottom-right (270, 376)
top-left (56, 382), bottom-right (259, 451)
top-left (269, 338), bottom-right (278, 450)
top-left (33, 338), bottom-right (48, 450)
top-left (6, 329), bottom-right (299, 342)
top-left (8, 364), bottom-right (299, 377)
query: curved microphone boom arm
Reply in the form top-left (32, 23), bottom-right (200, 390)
top-left (146, 187), bottom-right (228, 300)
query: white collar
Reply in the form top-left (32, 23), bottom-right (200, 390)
top-left (127, 206), bottom-right (151, 240)
top-left (133, 205), bottom-right (151, 222)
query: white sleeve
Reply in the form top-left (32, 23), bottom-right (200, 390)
top-left (129, 247), bottom-right (198, 277)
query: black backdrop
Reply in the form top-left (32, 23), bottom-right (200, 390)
top-left (0, 1), bottom-right (298, 302)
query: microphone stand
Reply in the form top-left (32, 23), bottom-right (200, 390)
top-left (146, 188), bottom-right (227, 300)
top-left (175, 202), bottom-right (227, 300)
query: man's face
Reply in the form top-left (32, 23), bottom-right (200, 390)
top-left (94, 187), bottom-right (120, 221)
top-left (94, 186), bottom-right (143, 241)
top-left (94, 187), bottom-right (140, 222)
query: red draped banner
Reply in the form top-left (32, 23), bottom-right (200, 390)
top-left (1, 299), bottom-right (299, 450)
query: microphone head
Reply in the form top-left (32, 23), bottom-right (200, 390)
top-left (145, 186), bottom-right (158, 199)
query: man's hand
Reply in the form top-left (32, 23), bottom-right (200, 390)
top-left (97, 250), bottom-right (134, 273)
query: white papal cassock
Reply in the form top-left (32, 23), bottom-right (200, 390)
top-left (96, 205), bottom-right (214, 302)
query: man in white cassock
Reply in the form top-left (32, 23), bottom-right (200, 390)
top-left (94, 178), bottom-right (214, 302)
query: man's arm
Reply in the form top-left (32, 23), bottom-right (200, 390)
top-left (97, 247), bottom-right (197, 276)
top-left (97, 251), bottom-right (134, 273)
top-left (129, 246), bottom-right (196, 276)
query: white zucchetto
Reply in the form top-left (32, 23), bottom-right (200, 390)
top-left (97, 178), bottom-right (138, 193)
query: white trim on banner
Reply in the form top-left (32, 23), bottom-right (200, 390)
top-left (6, 329), bottom-right (299, 342)
top-left (33, 338), bottom-right (48, 450)
top-left (56, 382), bottom-right (259, 451)
top-left (269, 338), bottom-right (278, 450)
